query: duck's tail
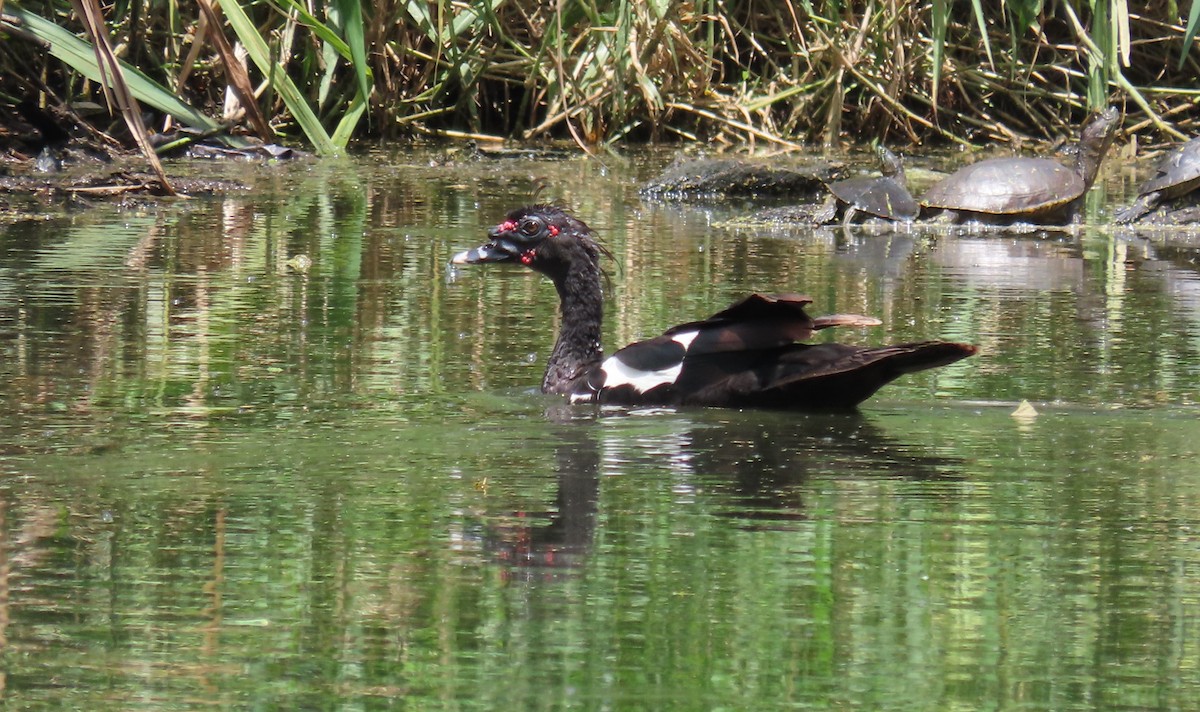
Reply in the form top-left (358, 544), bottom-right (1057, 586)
top-left (728, 341), bottom-right (978, 410)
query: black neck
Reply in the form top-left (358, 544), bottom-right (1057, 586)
top-left (1075, 145), bottom-right (1103, 191)
top-left (543, 258), bottom-right (604, 394)
top-left (1074, 112), bottom-right (1116, 191)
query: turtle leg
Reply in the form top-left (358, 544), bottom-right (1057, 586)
top-left (812, 195), bottom-right (839, 225)
top-left (922, 209), bottom-right (958, 225)
top-left (1065, 200), bottom-right (1084, 225)
top-left (841, 206), bottom-right (860, 227)
top-left (1113, 191), bottom-right (1162, 225)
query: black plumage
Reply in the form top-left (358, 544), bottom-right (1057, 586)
top-left (451, 205), bottom-right (976, 409)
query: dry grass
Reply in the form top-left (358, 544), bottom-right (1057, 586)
top-left (4, 0), bottom-right (1200, 150)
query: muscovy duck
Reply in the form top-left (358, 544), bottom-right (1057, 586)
top-left (451, 205), bottom-right (976, 409)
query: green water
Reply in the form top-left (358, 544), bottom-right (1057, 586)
top-left (1, 151), bottom-right (1199, 710)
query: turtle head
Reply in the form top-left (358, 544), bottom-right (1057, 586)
top-left (875, 145), bottom-right (905, 182)
top-left (1075, 106), bottom-right (1121, 189)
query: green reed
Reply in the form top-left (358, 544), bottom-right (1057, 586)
top-left (2, 0), bottom-right (1200, 151)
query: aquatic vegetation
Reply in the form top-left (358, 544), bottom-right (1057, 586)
top-left (2, 1), bottom-right (1200, 150)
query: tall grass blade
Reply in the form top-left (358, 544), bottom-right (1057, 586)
top-left (8, 6), bottom-right (219, 132)
top-left (1006, 0), bottom-right (1040, 76)
top-left (335, 0), bottom-right (370, 105)
top-left (318, 35), bottom-right (340, 108)
top-left (402, 1), bottom-right (437, 44)
top-left (331, 93), bottom-right (367, 147)
top-left (1181, 0), bottom-right (1200, 69)
top-left (215, 0), bottom-right (338, 154)
top-left (275, 0), bottom-right (353, 56)
top-left (970, 0), bottom-right (994, 68)
top-left (69, 0), bottom-right (174, 194)
top-left (176, 9), bottom-right (209, 91)
top-left (403, 0), bottom-right (505, 44)
top-left (1007, 0), bottom-right (1042, 31)
top-left (930, 0), bottom-right (948, 111)
top-left (1113, 0), bottom-right (1131, 66)
top-left (196, 0), bottom-right (273, 140)
top-left (1088, 0), bottom-right (1112, 110)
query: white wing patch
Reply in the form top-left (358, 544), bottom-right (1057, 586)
top-left (602, 356), bottom-right (683, 394)
top-left (600, 330), bottom-right (698, 394)
top-left (672, 330), bottom-right (699, 349)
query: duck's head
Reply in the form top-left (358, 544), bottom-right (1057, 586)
top-left (452, 205), bottom-right (604, 280)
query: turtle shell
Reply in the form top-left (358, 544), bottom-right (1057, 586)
top-left (921, 157), bottom-right (1084, 216)
top-left (1138, 138), bottom-right (1200, 200)
top-left (829, 176), bottom-right (919, 220)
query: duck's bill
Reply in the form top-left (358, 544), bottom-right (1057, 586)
top-left (451, 242), bottom-right (515, 264)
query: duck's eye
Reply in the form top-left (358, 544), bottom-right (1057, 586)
top-left (519, 218), bottom-right (542, 235)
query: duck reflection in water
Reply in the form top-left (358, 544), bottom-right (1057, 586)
top-left (476, 407), bottom-right (964, 576)
top-left (674, 412), bottom-right (964, 527)
top-left (480, 406), bottom-right (600, 578)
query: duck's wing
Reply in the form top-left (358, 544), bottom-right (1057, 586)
top-left (584, 294), bottom-right (886, 404)
top-left (663, 292), bottom-right (880, 355)
top-left (673, 341), bottom-right (977, 409)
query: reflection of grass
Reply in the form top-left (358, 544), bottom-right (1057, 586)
top-left (6, 377), bottom-right (1200, 708)
top-left (24, 216), bottom-right (161, 273)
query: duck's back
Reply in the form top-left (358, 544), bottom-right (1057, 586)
top-left (588, 339), bottom-right (975, 409)
top-left (570, 293), bottom-right (973, 409)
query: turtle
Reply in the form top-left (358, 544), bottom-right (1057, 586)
top-left (920, 107), bottom-right (1120, 225)
top-left (1113, 137), bottom-right (1200, 224)
top-left (813, 145), bottom-right (919, 225)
